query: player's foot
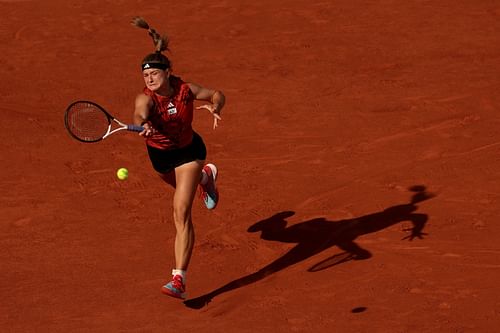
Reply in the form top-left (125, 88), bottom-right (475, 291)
top-left (161, 274), bottom-right (186, 299)
top-left (200, 163), bottom-right (218, 210)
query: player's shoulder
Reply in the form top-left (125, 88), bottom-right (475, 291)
top-left (135, 91), bottom-right (153, 105)
top-left (137, 87), bottom-right (153, 98)
top-left (171, 75), bottom-right (191, 88)
top-left (185, 81), bottom-right (201, 94)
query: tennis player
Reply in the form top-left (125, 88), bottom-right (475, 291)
top-left (131, 17), bottom-right (225, 300)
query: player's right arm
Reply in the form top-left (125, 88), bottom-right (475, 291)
top-left (133, 93), bottom-right (154, 137)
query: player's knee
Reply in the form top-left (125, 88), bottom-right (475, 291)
top-left (173, 205), bottom-right (191, 226)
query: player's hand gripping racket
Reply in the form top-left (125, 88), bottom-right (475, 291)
top-left (64, 100), bottom-right (144, 143)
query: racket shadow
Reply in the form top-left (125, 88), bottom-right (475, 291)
top-left (184, 185), bottom-right (435, 309)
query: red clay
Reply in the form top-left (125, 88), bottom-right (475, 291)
top-left (1, 0), bottom-right (500, 332)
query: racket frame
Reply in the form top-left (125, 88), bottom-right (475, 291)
top-left (64, 100), bottom-right (144, 143)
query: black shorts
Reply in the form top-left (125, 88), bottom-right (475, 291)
top-left (146, 132), bottom-right (207, 174)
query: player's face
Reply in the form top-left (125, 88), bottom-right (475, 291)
top-left (142, 68), bottom-right (169, 92)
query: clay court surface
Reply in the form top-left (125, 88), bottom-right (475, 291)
top-left (2, 0), bottom-right (500, 331)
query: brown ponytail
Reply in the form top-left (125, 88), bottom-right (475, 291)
top-left (131, 16), bottom-right (171, 70)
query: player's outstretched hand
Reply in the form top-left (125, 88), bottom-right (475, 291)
top-left (197, 104), bottom-right (222, 129)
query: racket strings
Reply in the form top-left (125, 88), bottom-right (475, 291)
top-left (65, 103), bottom-right (110, 142)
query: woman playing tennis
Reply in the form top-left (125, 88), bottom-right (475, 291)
top-left (131, 17), bottom-right (225, 300)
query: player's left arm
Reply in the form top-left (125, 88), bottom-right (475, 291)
top-left (188, 82), bottom-right (225, 129)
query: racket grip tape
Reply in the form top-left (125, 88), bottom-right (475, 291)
top-left (127, 125), bottom-right (145, 132)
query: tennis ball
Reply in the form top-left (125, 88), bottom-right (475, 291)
top-left (116, 168), bottom-right (129, 180)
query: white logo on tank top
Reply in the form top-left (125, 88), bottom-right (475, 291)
top-left (167, 101), bottom-right (177, 115)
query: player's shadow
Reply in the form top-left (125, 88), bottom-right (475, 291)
top-left (184, 185), bottom-right (434, 309)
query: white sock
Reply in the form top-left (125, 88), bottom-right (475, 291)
top-left (172, 269), bottom-right (186, 282)
top-left (200, 170), bottom-right (208, 185)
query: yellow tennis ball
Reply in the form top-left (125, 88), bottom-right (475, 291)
top-left (116, 168), bottom-right (129, 180)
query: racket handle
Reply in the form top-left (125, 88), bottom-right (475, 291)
top-left (127, 125), bottom-right (144, 132)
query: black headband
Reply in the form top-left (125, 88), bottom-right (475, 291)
top-left (141, 62), bottom-right (168, 71)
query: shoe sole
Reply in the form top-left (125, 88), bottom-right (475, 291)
top-left (161, 286), bottom-right (186, 299)
top-left (203, 163), bottom-right (218, 210)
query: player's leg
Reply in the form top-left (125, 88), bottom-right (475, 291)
top-left (186, 131), bottom-right (219, 210)
top-left (161, 160), bottom-right (203, 299)
top-left (159, 169), bottom-right (176, 188)
top-left (172, 160), bottom-right (203, 269)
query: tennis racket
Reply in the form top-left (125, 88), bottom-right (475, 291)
top-left (64, 100), bottom-right (144, 143)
